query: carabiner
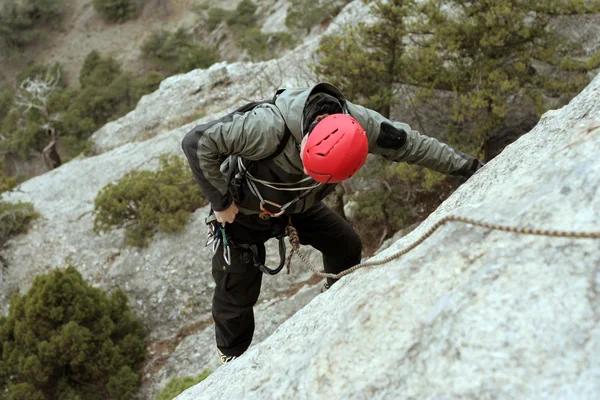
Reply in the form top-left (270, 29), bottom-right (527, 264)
top-left (223, 244), bottom-right (231, 265)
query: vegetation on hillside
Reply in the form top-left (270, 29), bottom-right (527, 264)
top-left (286, 0), bottom-right (352, 34)
top-left (0, 266), bottom-right (146, 399)
top-left (202, 0), bottom-right (296, 61)
top-left (0, 0), bottom-right (64, 50)
top-left (0, 53), bottom-right (163, 170)
top-left (0, 200), bottom-right (39, 249)
top-left (93, 155), bottom-right (206, 247)
top-left (142, 28), bottom-right (220, 75)
top-left (155, 371), bottom-right (211, 400)
top-left (92, 0), bottom-right (140, 23)
top-left (315, 0), bottom-right (600, 248)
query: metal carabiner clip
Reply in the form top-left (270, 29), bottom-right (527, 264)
top-left (223, 244), bottom-right (231, 265)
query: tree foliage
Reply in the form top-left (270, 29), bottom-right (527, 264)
top-left (93, 155), bottom-right (206, 247)
top-left (314, 0), bottom-right (412, 117)
top-left (0, 266), bottom-right (146, 399)
top-left (237, 28), bottom-right (296, 62)
top-left (286, 0), bottom-right (350, 34)
top-left (0, 55), bottom-right (162, 170)
top-left (203, 0), bottom-right (296, 61)
top-left (0, 201), bottom-right (38, 248)
top-left (314, 0), bottom-right (600, 245)
top-left (155, 371), bottom-right (211, 400)
top-left (350, 158), bottom-right (452, 254)
top-left (141, 28), bottom-right (220, 75)
top-left (92, 0), bottom-right (139, 23)
top-left (0, 65), bottom-right (64, 165)
top-left (0, 0), bottom-right (64, 49)
top-left (315, 0), bottom-right (600, 155)
top-left (405, 0), bottom-right (600, 155)
top-left (0, 159), bottom-right (17, 194)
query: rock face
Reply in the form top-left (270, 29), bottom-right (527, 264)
top-left (175, 75), bottom-right (600, 399)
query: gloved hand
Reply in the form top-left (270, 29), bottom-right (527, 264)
top-left (457, 157), bottom-right (485, 179)
top-left (214, 202), bottom-right (239, 224)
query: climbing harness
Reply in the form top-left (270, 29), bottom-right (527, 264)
top-left (239, 158), bottom-right (321, 220)
top-left (205, 212), bottom-right (288, 275)
top-left (284, 215), bottom-right (600, 281)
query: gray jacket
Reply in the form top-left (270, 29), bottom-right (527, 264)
top-left (182, 83), bottom-right (476, 215)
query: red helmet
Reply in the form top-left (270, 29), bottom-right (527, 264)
top-left (302, 114), bottom-right (368, 183)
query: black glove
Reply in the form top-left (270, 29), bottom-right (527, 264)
top-left (453, 156), bottom-right (485, 179)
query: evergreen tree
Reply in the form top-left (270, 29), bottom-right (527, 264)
top-left (92, 0), bottom-right (139, 23)
top-left (0, 266), bottom-right (146, 399)
top-left (405, 0), bottom-right (600, 155)
top-left (0, 0), bottom-right (64, 49)
top-left (141, 28), bottom-right (220, 75)
top-left (315, 0), bottom-right (412, 117)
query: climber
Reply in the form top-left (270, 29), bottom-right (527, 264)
top-left (181, 82), bottom-right (484, 364)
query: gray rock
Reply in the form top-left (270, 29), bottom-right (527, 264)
top-left (175, 74), bottom-right (600, 399)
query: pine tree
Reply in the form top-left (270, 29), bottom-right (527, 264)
top-left (315, 0), bottom-right (413, 117)
top-left (0, 266), bottom-right (146, 399)
top-left (92, 0), bottom-right (138, 23)
top-left (405, 0), bottom-right (600, 155)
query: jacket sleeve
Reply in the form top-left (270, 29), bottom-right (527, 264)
top-left (181, 104), bottom-right (287, 211)
top-left (346, 101), bottom-right (479, 176)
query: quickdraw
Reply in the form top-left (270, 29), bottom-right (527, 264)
top-left (205, 214), bottom-right (231, 265)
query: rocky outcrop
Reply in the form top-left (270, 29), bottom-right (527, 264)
top-left (176, 75), bottom-right (600, 399)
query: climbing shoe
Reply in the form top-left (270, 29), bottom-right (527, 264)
top-left (218, 348), bottom-right (237, 364)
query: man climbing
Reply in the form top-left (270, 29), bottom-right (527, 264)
top-left (181, 82), bottom-right (483, 363)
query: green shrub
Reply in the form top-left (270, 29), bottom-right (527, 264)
top-left (80, 50), bottom-right (122, 89)
top-left (206, 7), bottom-right (232, 30)
top-left (0, 200), bottom-right (38, 249)
top-left (0, 87), bottom-right (14, 124)
top-left (227, 0), bottom-right (257, 32)
top-left (205, 1), bottom-right (296, 62)
top-left (239, 28), bottom-right (297, 61)
top-left (56, 53), bottom-right (161, 142)
top-left (0, 0), bottom-right (64, 49)
top-left (0, 159), bottom-right (17, 194)
top-left (155, 371), bottom-right (211, 400)
top-left (0, 265), bottom-right (146, 399)
top-left (142, 28), bottom-right (220, 75)
top-left (92, 0), bottom-right (139, 23)
top-left (286, 0), bottom-right (349, 33)
top-left (93, 155), bottom-right (206, 247)
top-left (0, 64), bottom-right (66, 159)
top-left (405, 0), bottom-right (600, 155)
top-left (350, 159), bottom-right (452, 255)
top-left (131, 71), bottom-right (164, 100)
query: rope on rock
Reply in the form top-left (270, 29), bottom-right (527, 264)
top-left (285, 215), bottom-right (600, 280)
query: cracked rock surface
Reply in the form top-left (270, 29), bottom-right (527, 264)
top-left (176, 75), bottom-right (600, 399)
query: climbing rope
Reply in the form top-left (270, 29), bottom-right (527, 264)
top-left (285, 215), bottom-right (600, 280)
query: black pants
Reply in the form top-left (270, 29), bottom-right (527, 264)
top-left (211, 201), bottom-right (362, 357)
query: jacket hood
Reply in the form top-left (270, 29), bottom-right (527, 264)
top-left (274, 82), bottom-right (347, 144)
